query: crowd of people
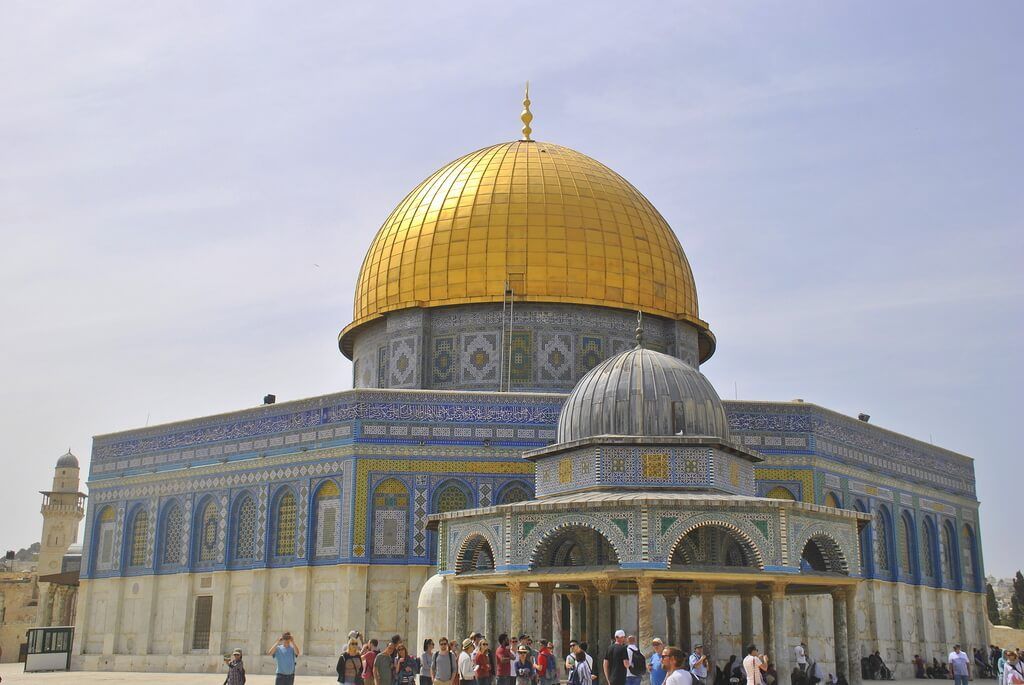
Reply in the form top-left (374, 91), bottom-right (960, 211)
top-left (216, 630), bottom-right (1024, 685)
top-left (910, 644), bottom-right (1024, 684)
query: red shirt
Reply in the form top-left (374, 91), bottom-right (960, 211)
top-left (496, 646), bottom-right (512, 677)
top-left (475, 652), bottom-right (493, 678)
top-left (363, 650), bottom-right (378, 679)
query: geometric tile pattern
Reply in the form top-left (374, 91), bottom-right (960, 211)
top-left (539, 332), bottom-right (572, 382)
top-left (509, 331), bottom-right (533, 384)
top-left (462, 333), bottom-right (499, 383)
top-left (389, 337), bottom-right (416, 387)
top-left (576, 336), bottom-right (603, 376)
top-left (431, 336), bottom-right (456, 385)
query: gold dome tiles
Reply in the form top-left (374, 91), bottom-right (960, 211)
top-left (341, 141), bottom-right (709, 352)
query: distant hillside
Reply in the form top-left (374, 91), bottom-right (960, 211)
top-left (9, 542), bottom-right (40, 561)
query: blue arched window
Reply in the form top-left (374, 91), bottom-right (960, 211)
top-left (312, 480), bottom-right (341, 559)
top-left (192, 498), bottom-right (220, 566)
top-left (497, 480), bottom-right (533, 505)
top-left (270, 488), bottom-right (297, 561)
top-left (941, 520), bottom-right (960, 588)
top-left (231, 493), bottom-right (259, 564)
top-left (158, 500), bottom-right (185, 568)
top-left (854, 499), bottom-right (871, 575)
top-left (92, 506), bottom-right (118, 573)
top-left (921, 517), bottom-right (938, 580)
top-left (898, 511), bottom-right (916, 579)
top-left (126, 506), bottom-right (149, 569)
top-left (961, 524), bottom-right (980, 592)
top-left (873, 507), bottom-right (893, 576)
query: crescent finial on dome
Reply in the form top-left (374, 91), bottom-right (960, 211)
top-left (635, 310), bottom-right (644, 348)
top-left (520, 81), bottom-right (533, 141)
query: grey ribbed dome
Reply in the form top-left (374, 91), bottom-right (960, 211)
top-left (557, 346), bottom-right (730, 443)
top-left (56, 450), bottom-right (79, 468)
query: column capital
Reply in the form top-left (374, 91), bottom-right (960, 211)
top-left (831, 587), bottom-right (848, 601)
top-left (538, 582), bottom-right (556, 594)
top-left (662, 592), bottom-right (677, 606)
top-left (507, 581), bottom-right (525, 596)
top-left (593, 578), bottom-right (616, 594)
top-left (636, 576), bottom-right (654, 592)
top-left (453, 583), bottom-right (468, 596)
top-left (771, 581), bottom-right (788, 598)
top-left (482, 589), bottom-right (497, 600)
top-left (739, 586), bottom-right (755, 598)
top-left (697, 581), bottom-right (716, 594)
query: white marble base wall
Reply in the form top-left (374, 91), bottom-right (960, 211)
top-left (72, 571), bottom-right (987, 678)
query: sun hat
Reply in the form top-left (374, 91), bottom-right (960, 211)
top-left (614, 630), bottom-right (626, 638)
top-left (518, 646), bottom-right (529, 653)
top-left (463, 638), bottom-right (474, 649)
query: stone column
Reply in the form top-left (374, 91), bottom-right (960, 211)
top-left (570, 592), bottom-right (584, 641)
top-left (771, 583), bottom-right (790, 685)
top-left (832, 589), bottom-right (850, 683)
top-left (594, 579), bottom-right (616, 673)
top-left (637, 577), bottom-right (654, 651)
top-left (582, 585), bottom-right (595, 643)
top-left (509, 582), bottom-right (525, 639)
top-left (759, 591), bottom-right (773, 655)
top-left (845, 585), bottom-right (862, 685)
top-left (699, 582), bottom-right (716, 668)
top-left (665, 594), bottom-right (677, 647)
top-left (678, 588), bottom-right (692, 651)
top-left (484, 590), bottom-right (497, 645)
top-left (739, 588), bottom-right (754, 651)
top-left (453, 584), bottom-right (469, 642)
top-left (955, 593), bottom-right (967, 646)
top-left (541, 583), bottom-right (555, 641)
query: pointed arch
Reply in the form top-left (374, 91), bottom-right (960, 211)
top-left (669, 521), bottom-right (763, 570)
top-left (158, 500), bottom-right (185, 568)
top-left (126, 506), bottom-right (149, 568)
top-left (961, 523), bottom-right (980, 592)
top-left (940, 519), bottom-right (960, 588)
top-left (497, 480), bottom-right (532, 505)
top-left (873, 506), bottom-right (894, 577)
top-left (433, 479), bottom-right (473, 514)
top-left (766, 486), bottom-right (797, 501)
top-left (456, 533), bottom-right (496, 573)
top-left (531, 523), bottom-right (621, 569)
top-left (372, 477), bottom-right (410, 558)
top-left (921, 516), bottom-right (938, 579)
top-left (312, 480), bottom-right (341, 558)
top-left (853, 499), bottom-right (871, 575)
top-left (191, 497), bottom-right (221, 565)
top-left (92, 505), bottom-right (117, 573)
top-left (898, 510), bottom-right (916, 578)
top-left (270, 487), bottom-right (298, 559)
top-left (823, 492), bottom-right (842, 509)
top-left (231, 492), bottom-right (260, 564)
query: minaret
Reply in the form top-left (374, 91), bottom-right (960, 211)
top-left (37, 450), bottom-right (86, 575)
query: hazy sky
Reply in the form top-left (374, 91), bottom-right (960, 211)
top-left (1, 2), bottom-right (1021, 576)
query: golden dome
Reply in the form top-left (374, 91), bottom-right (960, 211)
top-left (340, 140), bottom-right (713, 360)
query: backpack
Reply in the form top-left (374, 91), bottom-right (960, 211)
top-left (629, 648), bottom-right (646, 677)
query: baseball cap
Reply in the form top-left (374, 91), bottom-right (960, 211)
top-left (614, 630), bottom-right (626, 638)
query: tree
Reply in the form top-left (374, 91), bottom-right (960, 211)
top-left (1014, 571), bottom-right (1024, 629)
top-left (987, 583), bottom-right (1002, 625)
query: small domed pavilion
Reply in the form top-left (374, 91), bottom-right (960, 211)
top-left (427, 323), bottom-right (869, 685)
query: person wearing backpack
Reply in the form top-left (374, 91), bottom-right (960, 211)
top-left (537, 640), bottom-right (557, 685)
top-left (690, 645), bottom-right (710, 685)
top-left (627, 636), bottom-right (646, 685)
top-left (433, 638), bottom-right (458, 685)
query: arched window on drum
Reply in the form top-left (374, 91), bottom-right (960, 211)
top-left (313, 481), bottom-right (341, 558)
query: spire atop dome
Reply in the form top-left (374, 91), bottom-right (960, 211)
top-left (635, 311), bottom-right (644, 348)
top-left (520, 81), bottom-right (533, 141)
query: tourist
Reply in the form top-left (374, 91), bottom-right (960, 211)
top-left (627, 636), bottom-right (645, 685)
top-left (605, 630), bottom-right (631, 685)
top-left (224, 649), bottom-right (246, 685)
top-left (742, 646), bottom-right (768, 685)
top-left (476, 638), bottom-right (495, 685)
top-left (538, 639), bottom-right (558, 685)
top-left (515, 645), bottom-right (538, 685)
top-left (497, 634), bottom-right (514, 685)
top-left (421, 640), bottom-right (435, 685)
top-left (338, 639), bottom-right (365, 685)
top-left (375, 636), bottom-right (400, 685)
top-left (433, 638), bottom-right (458, 685)
top-left (398, 645), bottom-right (422, 685)
top-left (1005, 651), bottom-right (1024, 685)
top-left (795, 645), bottom-right (808, 674)
top-left (570, 642), bottom-right (597, 685)
top-left (913, 654), bottom-right (927, 679)
top-left (663, 646), bottom-right (694, 685)
top-left (949, 644), bottom-right (971, 685)
top-left (690, 645), bottom-right (710, 685)
top-left (650, 639), bottom-right (666, 685)
top-left (460, 638), bottom-right (478, 685)
top-left (1000, 650), bottom-right (1013, 684)
top-left (721, 655), bottom-right (736, 685)
top-left (268, 631), bottom-right (301, 685)
top-left (567, 640), bottom-right (581, 678)
top-left (365, 639), bottom-right (382, 685)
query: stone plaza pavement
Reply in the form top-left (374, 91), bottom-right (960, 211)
top-left (0, 670), bottom-right (935, 685)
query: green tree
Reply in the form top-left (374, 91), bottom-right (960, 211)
top-left (1014, 571), bottom-right (1024, 628)
top-left (987, 583), bottom-right (1002, 624)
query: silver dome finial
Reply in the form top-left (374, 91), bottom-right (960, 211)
top-left (635, 311), bottom-right (644, 348)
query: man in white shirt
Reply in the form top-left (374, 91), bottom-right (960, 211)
top-left (795, 644), bottom-right (807, 673)
top-left (690, 645), bottom-right (709, 685)
top-left (948, 644), bottom-right (970, 685)
top-left (743, 645), bottom-right (769, 685)
top-left (662, 647), bottom-right (694, 685)
top-left (459, 639), bottom-right (477, 685)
